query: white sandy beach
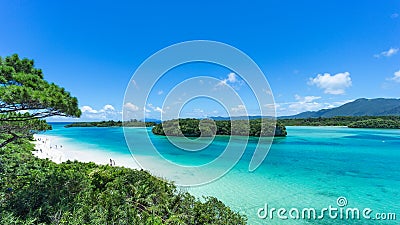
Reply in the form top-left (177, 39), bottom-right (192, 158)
top-left (31, 134), bottom-right (216, 185)
top-left (32, 134), bottom-right (141, 169)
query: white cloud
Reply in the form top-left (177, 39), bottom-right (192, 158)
top-left (218, 80), bottom-right (228, 86)
top-left (124, 102), bottom-right (139, 112)
top-left (324, 99), bottom-right (354, 109)
top-left (179, 108), bottom-right (223, 118)
top-left (81, 106), bottom-right (98, 113)
top-left (389, 70), bottom-right (400, 83)
top-left (80, 104), bottom-right (120, 120)
top-left (227, 72), bottom-right (237, 83)
top-left (263, 88), bottom-right (273, 96)
top-left (157, 90), bottom-right (164, 95)
top-left (131, 79), bottom-right (138, 87)
top-left (231, 104), bottom-right (246, 113)
top-left (147, 103), bottom-right (164, 114)
top-left (391, 13), bottom-right (399, 19)
top-left (295, 95), bottom-right (321, 102)
top-left (288, 95), bottom-right (323, 112)
top-left (308, 72), bottom-right (352, 94)
top-left (143, 107), bottom-right (151, 113)
top-left (102, 104), bottom-right (115, 111)
top-left (193, 108), bottom-right (204, 113)
top-left (264, 103), bottom-right (279, 111)
top-left (217, 72), bottom-right (239, 86)
top-left (154, 107), bottom-right (163, 113)
top-left (275, 96), bottom-right (353, 116)
top-left (374, 47), bottom-right (399, 58)
top-left (288, 102), bottom-right (321, 112)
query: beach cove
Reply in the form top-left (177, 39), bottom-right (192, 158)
top-left (33, 123), bottom-right (400, 224)
top-left (32, 134), bottom-right (140, 169)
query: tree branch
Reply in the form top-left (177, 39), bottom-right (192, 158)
top-left (0, 111), bottom-right (68, 122)
top-left (0, 132), bottom-right (20, 148)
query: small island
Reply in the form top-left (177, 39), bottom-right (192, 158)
top-left (65, 119), bottom-right (156, 128)
top-left (152, 118), bottom-right (287, 137)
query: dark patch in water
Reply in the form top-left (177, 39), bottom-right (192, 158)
top-left (316, 191), bottom-right (338, 198)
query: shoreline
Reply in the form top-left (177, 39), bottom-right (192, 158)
top-left (31, 134), bottom-right (200, 185)
top-left (32, 134), bottom-right (141, 169)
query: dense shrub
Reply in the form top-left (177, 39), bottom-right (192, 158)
top-left (0, 140), bottom-right (246, 224)
top-left (152, 118), bottom-right (287, 137)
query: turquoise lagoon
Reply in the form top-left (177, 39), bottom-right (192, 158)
top-left (46, 124), bottom-right (400, 224)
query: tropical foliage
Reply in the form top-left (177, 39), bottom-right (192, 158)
top-left (279, 116), bottom-right (400, 128)
top-left (152, 118), bottom-right (287, 137)
top-left (348, 118), bottom-right (400, 128)
top-left (0, 54), bottom-right (81, 148)
top-left (0, 140), bottom-right (247, 224)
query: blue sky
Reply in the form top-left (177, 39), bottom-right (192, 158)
top-left (1, 1), bottom-right (399, 120)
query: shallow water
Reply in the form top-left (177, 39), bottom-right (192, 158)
top-left (46, 124), bottom-right (400, 224)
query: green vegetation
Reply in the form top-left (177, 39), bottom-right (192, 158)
top-left (279, 116), bottom-right (400, 129)
top-left (0, 54), bottom-right (81, 148)
top-left (0, 54), bottom-right (246, 224)
top-left (152, 118), bottom-right (287, 137)
top-left (0, 141), bottom-right (246, 224)
top-left (348, 118), bottom-right (400, 129)
top-left (64, 119), bottom-right (156, 128)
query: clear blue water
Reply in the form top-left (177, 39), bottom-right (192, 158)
top-left (46, 123), bottom-right (400, 224)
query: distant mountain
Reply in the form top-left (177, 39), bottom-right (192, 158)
top-left (144, 118), bottom-right (162, 123)
top-left (281, 98), bottom-right (400, 119)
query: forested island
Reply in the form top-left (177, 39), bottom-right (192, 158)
top-left (0, 54), bottom-right (246, 224)
top-left (278, 116), bottom-right (400, 129)
top-left (65, 119), bottom-right (156, 128)
top-left (152, 118), bottom-right (287, 137)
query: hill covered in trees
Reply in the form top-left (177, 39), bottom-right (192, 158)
top-left (282, 98), bottom-right (400, 119)
top-left (152, 118), bottom-right (287, 137)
